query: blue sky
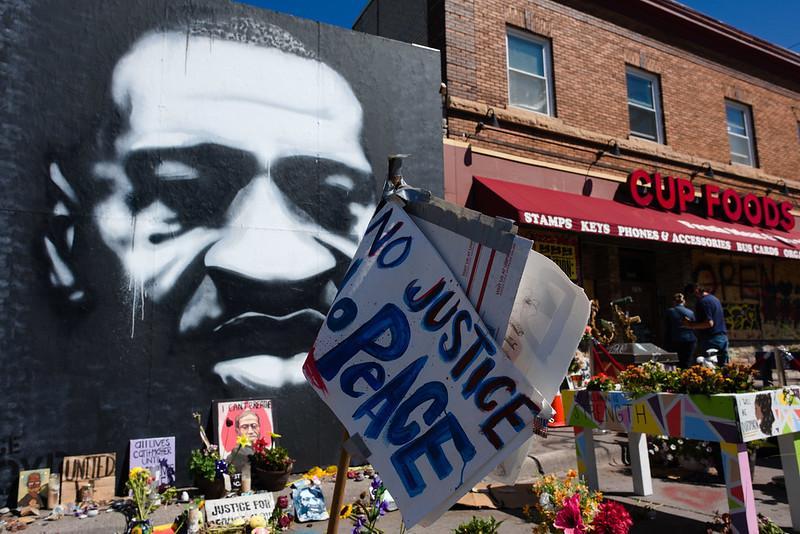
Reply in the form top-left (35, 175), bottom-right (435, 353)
top-left (236, 0), bottom-right (800, 51)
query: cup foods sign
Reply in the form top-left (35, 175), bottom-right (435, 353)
top-left (628, 169), bottom-right (795, 231)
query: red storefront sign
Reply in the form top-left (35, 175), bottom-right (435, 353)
top-left (469, 176), bottom-right (800, 260)
top-left (628, 169), bottom-right (794, 231)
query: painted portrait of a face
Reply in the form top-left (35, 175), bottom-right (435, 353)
top-left (45, 24), bottom-right (376, 390)
top-left (0, 0), bottom-right (441, 497)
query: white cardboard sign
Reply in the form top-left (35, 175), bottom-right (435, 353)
top-left (410, 201), bottom-right (591, 483)
top-left (204, 492), bottom-right (275, 525)
top-left (304, 201), bottom-right (549, 527)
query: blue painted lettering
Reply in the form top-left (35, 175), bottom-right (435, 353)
top-left (352, 356), bottom-right (428, 439)
top-left (475, 376), bottom-right (516, 411)
top-left (450, 324), bottom-right (495, 379)
top-left (340, 362), bottom-right (386, 398)
top-left (316, 303), bottom-right (410, 381)
top-left (404, 278), bottom-right (445, 312)
top-left (390, 413), bottom-right (476, 497)
top-left (386, 382), bottom-right (448, 445)
top-left (480, 394), bottom-right (541, 449)
top-left (438, 310), bottom-right (472, 361)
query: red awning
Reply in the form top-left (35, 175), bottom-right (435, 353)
top-left (470, 176), bottom-right (800, 260)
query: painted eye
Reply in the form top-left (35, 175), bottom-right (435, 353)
top-left (324, 174), bottom-right (354, 191)
top-left (155, 160), bottom-right (200, 181)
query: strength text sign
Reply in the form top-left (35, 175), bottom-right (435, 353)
top-left (304, 202), bottom-right (547, 527)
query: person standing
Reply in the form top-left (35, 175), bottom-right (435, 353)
top-left (682, 283), bottom-right (729, 365)
top-left (664, 293), bottom-right (696, 368)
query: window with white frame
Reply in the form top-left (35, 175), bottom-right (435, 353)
top-left (506, 29), bottom-right (554, 116)
top-left (725, 100), bottom-right (756, 166)
top-left (626, 67), bottom-right (664, 143)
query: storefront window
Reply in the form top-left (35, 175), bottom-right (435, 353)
top-left (626, 66), bottom-right (664, 143)
top-left (725, 100), bottom-right (757, 166)
top-left (506, 29), bottom-right (554, 116)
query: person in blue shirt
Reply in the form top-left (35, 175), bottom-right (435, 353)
top-left (682, 283), bottom-right (729, 365)
top-left (664, 292), bottom-right (696, 368)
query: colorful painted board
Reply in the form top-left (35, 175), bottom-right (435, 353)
top-left (562, 388), bottom-right (800, 534)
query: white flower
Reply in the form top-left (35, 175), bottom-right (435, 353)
top-left (677, 439), bottom-right (684, 445)
top-left (670, 444), bottom-right (677, 450)
top-left (706, 447), bottom-right (713, 453)
top-left (539, 492), bottom-right (554, 511)
top-left (652, 445), bottom-right (659, 452)
top-left (666, 454), bottom-right (674, 461)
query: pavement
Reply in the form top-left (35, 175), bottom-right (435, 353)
top-left (9, 366), bottom-right (799, 533)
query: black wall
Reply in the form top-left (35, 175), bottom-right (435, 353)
top-left (0, 0), bottom-right (442, 504)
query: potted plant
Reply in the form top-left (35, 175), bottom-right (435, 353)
top-left (249, 434), bottom-right (294, 491)
top-left (188, 445), bottom-right (233, 499)
top-left (188, 412), bottom-right (234, 499)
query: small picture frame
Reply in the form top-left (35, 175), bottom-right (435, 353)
top-left (212, 398), bottom-right (274, 459)
top-left (17, 468), bottom-right (49, 509)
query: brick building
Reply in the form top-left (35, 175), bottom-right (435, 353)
top-left (355, 0), bottom-right (800, 353)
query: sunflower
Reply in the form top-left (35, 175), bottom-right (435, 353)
top-left (339, 503), bottom-right (353, 519)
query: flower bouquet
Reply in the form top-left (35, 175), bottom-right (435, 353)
top-left (123, 467), bottom-right (176, 534)
top-left (342, 475), bottom-right (392, 534)
top-left (530, 470), bottom-right (632, 534)
top-left (250, 434), bottom-right (294, 491)
top-left (268, 494), bottom-right (293, 531)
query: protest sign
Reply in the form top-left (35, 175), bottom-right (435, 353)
top-left (205, 492), bottom-right (275, 524)
top-left (407, 197), bottom-right (591, 483)
top-left (213, 399), bottom-right (274, 458)
top-left (304, 200), bottom-right (550, 527)
top-left (60, 453), bottom-right (116, 503)
top-left (129, 436), bottom-right (175, 485)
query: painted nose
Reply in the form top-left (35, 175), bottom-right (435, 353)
top-left (204, 176), bottom-right (336, 281)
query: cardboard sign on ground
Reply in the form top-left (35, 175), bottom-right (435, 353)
top-left (205, 492), bottom-right (275, 525)
top-left (60, 453), bottom-right (116, 504)
top-left (304, 200), bottom-right (550, 528)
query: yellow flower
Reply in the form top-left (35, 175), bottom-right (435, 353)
top-left (566, 469), bottom-right (578, 479)
top-left (339, 504), bottom-right (353, 519)
top-left (271, 432), bottom-right (282, 439)
top-left (326, 465), bottom-right (338, 475)
top-left (129, 467), bottom-right (147, 479)
top-left (236, 434), bottom-right (251, 448)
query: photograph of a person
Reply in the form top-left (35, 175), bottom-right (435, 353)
top-left (16, 469), bottom-right (49, 509)
top-left (214, 399), bottom-right (275, 459)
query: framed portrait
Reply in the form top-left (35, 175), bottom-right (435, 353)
top-left (213, 399), bottom-right (274, 459)
top-left (17, 468), bottom-right (49, 509)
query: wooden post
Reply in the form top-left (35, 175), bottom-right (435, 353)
top-left (777, 432), bottom-right (800, 531)
top-left (326, 431), bottom-right (351, 534)
top-left (775, 350), bottom-right (787, 387)
top-left (628, 432), bottom-right (653, 496)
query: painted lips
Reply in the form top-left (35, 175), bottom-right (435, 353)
top-left (209, 308), bottom-right (327, 389)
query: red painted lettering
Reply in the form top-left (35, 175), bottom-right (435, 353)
top-left (628, 169), bottom-right (652, 207)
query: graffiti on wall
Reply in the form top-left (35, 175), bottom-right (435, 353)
top-left (0, 0), bottom-right (442, 505)
top-left (692, 251), bottom-right (800, 340)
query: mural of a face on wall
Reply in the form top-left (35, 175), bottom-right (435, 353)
top-left (46, 27), bottom-right (375, 390)
top-left (0, 0), bottom-right (441, 503)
